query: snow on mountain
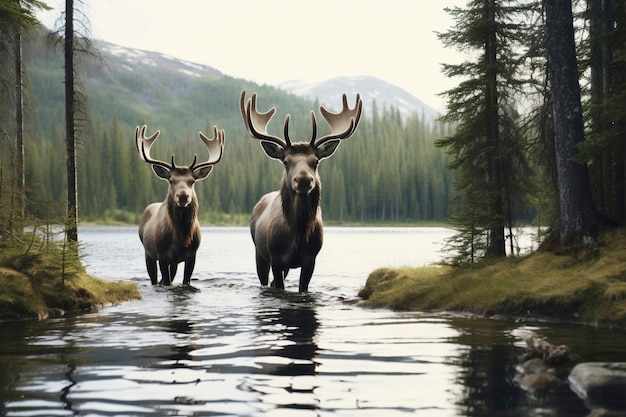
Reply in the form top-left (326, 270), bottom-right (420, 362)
top-left (97, 40), bottom-right (223, 78)
top-left (94, 41), bottom-right (439, 123)
top-left (279, 76), bottom-right (440, 123)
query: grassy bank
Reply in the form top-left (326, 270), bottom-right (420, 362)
top-left (359, 227), bottom-right (626, 328)
top-left (0, 240), bottom-right (141, 320)
top-left (0, 267), bottom-right (141, 320)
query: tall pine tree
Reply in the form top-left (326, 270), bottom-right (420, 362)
top-left (437, 0), bottom-right (532, 263)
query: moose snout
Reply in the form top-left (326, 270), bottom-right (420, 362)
top-left (175, 190), bottom-right (192, 207)
top-left (293, 171), bottom-right (315, 195)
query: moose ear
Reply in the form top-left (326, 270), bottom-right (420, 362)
top-left (316, 139), bottom-right (341, 160)
top-left (151, 164), bottom-right (170, 180)
top-left (260, 141), bottom-right (285, 160)
top-left (193, 165), bottom-right (214, 181)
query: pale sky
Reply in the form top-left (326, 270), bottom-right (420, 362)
top-left (37, 1), bottom-right (466, 111)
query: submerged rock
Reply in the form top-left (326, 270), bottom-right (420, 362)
top-left (569, 362), bottom-right (626, 411)
top-left (522, 335), bottom-right (581, 365)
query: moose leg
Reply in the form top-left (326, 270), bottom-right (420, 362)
top-left (158, 260), bottom-right (172, 285)
top-left (170, 263), bottom-right (178, 283)
top-left (182, 256), bottom-right (195, 285)
top-left (298, 259), bottom-right (316, 293)
top-left (145, 254), bottom-right (158, 285)
top-left (255, 252), bottom-right (270, 286)
top-left (271, 266), bottom-right (285, 290)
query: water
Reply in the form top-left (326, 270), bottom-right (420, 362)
top-left (0, 226), bottom-right (623, 417)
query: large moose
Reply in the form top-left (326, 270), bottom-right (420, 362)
top-left (240, 90), bottom-right (362, 292)
top-left (135, 125), bottom-right (224, 285)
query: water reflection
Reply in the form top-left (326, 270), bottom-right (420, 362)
top-left (445, 317), bottom-right (602, 417)
top-left (255, 295), bottom-right (319, 376)
top-left (1, 227), bottom-right (624, 416)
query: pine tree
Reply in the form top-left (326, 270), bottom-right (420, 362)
top-left (0, 0), bottom-right (50, 233)
top-left (437, 0), bottom-right (533, 263)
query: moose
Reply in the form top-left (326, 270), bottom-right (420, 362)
top-left (135, 125), bottom-right (224, 285)
top-left (240, 90), bottom-right (362, 292)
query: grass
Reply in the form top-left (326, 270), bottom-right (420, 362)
top-left (0, 237), bottom-right (141, 320)
top-left (359, 227), bottom-right (626, 328)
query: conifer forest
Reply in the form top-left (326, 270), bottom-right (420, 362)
top-left (1, 0), bottom-right (624, 265)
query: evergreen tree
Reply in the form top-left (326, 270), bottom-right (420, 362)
top-left (0, 0), bottom-right (50, 233)
top-left (437, 0), bottom-right (533, 263)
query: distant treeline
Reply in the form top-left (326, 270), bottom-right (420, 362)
top-left (24, 105), bottom-right (456, 224)
top-left (6, 26), bottom-right (460, 225)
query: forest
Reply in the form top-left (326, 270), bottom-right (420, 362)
top-left (3, 24), bottom-right (456, 227)
top-left (1, 0), bottom-right (625, 266)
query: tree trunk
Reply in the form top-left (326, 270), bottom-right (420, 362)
top-left (65, 0), bottom-right (78, 242)
top-left (11, 30), bottom-right (25, 233)
top-left (485, 0), bottom-right (505, 258)
top-left (589, 0), bottom-right (614, 218)
top-left (544, 0), bottom-right (600, 246)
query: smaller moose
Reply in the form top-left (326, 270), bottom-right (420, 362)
top-left (240, 90), bottom-right (362, 292)
top-left (135, 125), bottom-right (224, 285)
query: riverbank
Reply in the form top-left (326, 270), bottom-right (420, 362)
top-left (0, 267), bottom-right (140, 320)
top-left (359, 227), bottom-right (626, 328)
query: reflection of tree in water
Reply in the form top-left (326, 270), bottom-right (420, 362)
top-left (446, 319), bottom-right (585, 416)
top-left (256, 303), bottom-right (319, 376)
top-left (449, 343), bottom-right (523, 414)
top-left (443, 318), bottom-right (524, 415)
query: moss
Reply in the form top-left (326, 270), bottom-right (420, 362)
top-left (0, 267), bottom-right (140, 320)
top-left (360, 227), bottom-right (626, 328)
top-left (0, 267), bottom-right (141, 320)
top-left (0, 232), bottom-right (141, 320)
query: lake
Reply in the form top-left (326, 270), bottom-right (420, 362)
top-left (0, 226), bottom-right (623, 416)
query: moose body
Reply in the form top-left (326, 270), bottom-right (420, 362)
top-left (240, 90), bottom-right (362, 292)
top-left (135, 125), bottom-right (224, 285)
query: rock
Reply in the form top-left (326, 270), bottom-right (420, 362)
top-left (586, 408), bottom-right (626, 417)
top-left (569, 362), bottom-right (626, 410)
top-left (516, 358), bottom-right (551, 375)
top-left (520, 372), bottom-right (560, 393)
top-left (523, 335), bottom-right (581, 365)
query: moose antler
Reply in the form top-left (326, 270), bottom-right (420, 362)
top-left (193, 126), bottom-right (225, 170)
top-left (240, 90), bottom-right (292, 148)
top-left (240, 90), bottom-right (362, 149)
top-left (135, 125), bottom-right (173, 170)
top-left (312, 93), bottom-right (362, 148)
top-left (134, 125), bottom-right (225, 170)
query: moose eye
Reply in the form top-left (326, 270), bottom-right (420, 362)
top-left (283, 160), bottom-right (288, 168)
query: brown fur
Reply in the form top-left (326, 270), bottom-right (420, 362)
top-left (168, 194), bottom-right (198, 247)
top-left (280, 175), bottom-right (320, 242)
top-left (241, 90), bottom-right (362, 292)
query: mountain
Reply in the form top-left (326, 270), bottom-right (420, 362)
top-left (22, 30), bottom-right (455, 224)
top-left (29, 37), bottom-right (314, 139)
top-left (29, 36), bottom-right (440, 142)
top-left (279, 76), bottom-right (440, 123)
top-left (97, 40), bottom-right (224, 78)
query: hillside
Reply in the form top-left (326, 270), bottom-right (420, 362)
top-left (28, 36), bottom-right (439, 138)
top-left (28, 37), bottom-right (315, 140)
top-left (17, 29), bottom-right (455, 225)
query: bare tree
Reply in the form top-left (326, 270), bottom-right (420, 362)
top-left (46, 0), bottom-right (97, 243)
top-left (64, 0), bottom-right (78, 242)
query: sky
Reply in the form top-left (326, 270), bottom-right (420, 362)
top-left (37, 0), bottom-right (467, 111)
